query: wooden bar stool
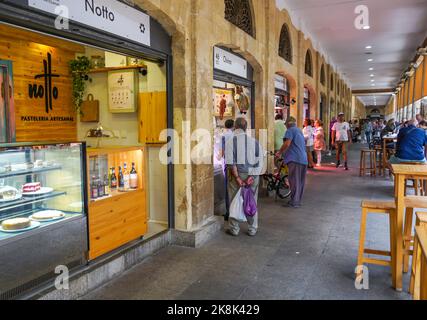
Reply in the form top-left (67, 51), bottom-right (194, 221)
top-left (357, 200), bottom-right (396, 281)
top-left (360, 150), bottom-right (377, 177)
top-left (409, 212), bottom-right (427, 299)
top-left (374, 146), bottom-right (383, 176)
top-left (403, 196), bottom-right (427, 273)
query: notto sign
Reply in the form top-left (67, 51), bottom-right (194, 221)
top-left (28, 53), bottom-right (59, 114)
top-left (85, 0), bottom-right (115, 22)
top-left (29, 0), bottom-right (151, 46)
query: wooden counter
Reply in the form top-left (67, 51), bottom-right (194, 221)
top-left (86, 146), bottom-right (147, 260)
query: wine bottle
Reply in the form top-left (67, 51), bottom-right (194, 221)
top-left (123, 163), bottom-right (130, 191)
top-left (130, 162), bottom-right (138, 189)
top-left (98, 176), bottom-right (104, 197)
top-left (118, 166), bottom-right (124, 192)
top-left (91, 176), bottom-right (98, 200)
top-left (104, 174), bottom-right (110, 195)
top-left (111, 167), bottom-right (117, 190)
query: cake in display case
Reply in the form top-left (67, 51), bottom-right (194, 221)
top-left (0, 142), bottom-right (86, 240)
top-left (0, 142), bottom-right (88, 299)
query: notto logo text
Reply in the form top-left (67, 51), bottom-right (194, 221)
top-left (85, 0), bottom-right (115, 22)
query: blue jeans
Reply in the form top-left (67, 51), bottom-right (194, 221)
top-left (365, 132), bottom-right (371, 145)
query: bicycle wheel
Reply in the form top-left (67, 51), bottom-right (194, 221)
top-left (276, 176), bottom-right (291, 199)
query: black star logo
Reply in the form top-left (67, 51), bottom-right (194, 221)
top-left (139, 23), bottom-right (146, 33)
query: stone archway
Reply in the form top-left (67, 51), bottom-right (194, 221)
top-left (303, 83), bottom-right (317, 120)
top-left (215, 43), bottom-right (264, 132)
top-left (276, 71), bottom-right (297, 120)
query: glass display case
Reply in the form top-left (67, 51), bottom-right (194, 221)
top-left (0, 142), bottom-right (86, 242)
top-left (0, 142), bottom-right (88, 299)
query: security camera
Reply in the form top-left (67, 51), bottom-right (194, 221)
top-left (291, 98), bottom-right (296, 105)
top-left (139, 67), bottom-right (148, 76)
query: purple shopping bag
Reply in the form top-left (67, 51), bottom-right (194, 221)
top-left (241, 186), bottom-right (257, 217)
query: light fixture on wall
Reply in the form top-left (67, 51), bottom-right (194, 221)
top-left (291, 98), bottom-right (297, 105)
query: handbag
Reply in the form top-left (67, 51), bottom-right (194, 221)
top-left (242, 186), bottom-right (257, 217)
top-left (229, 188), bottom-right (247, 222)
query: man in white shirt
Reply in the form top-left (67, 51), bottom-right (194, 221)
top-left (332, 112), bottom-right (352, 170)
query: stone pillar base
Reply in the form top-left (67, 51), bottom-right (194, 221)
top-left (171, 216), bottom-right (223, 248)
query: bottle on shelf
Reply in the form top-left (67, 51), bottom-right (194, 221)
top-left (91, 176), bottom-right (98, 200)
top-left (123, 162), bottom-right (130, 191)
top-left (118, 166), bottom-right (124, 192)
top-left (130, 162), bottom-right (138, 189)
top-left (104, 174), bottom-right (110, 195)
top-left (110, 167), bottom-right (117, 191)
top-left (98, 176), bottom-right (104, 198)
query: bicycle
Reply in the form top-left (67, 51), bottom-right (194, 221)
top-left (262, 151), bottom-right (291, 201)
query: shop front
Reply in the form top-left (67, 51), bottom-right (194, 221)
top-left (212, 46), bottom-right (255, 216)
top-left (0, 0), bottom-right (173, 299)
top-left (303, 87), bottom-right (311, 119)
top-left (274, 74), bottom-right (290, 122)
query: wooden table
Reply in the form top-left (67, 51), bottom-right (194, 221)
top-left (392, 164), bottom-right (427, 291)
top-left (415, 226), bottom-right (427, 299)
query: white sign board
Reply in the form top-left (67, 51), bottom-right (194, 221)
top-left (274, 75), bottom-right (287, 91)
top-left (29, 0), bottom-right (151, 46)
top-left (214, 47), bottom-right (248, 79)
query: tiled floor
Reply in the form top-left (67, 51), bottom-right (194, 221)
top-left (82, 144), bottom-right (412, 300)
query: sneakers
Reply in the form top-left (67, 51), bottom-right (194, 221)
top-left (336, 161), bottom-right (341, 168)
top-left (345, 163), bottom-right (349, 171)
top-left (282, 201), bottom-right (301, 208)
top-left (247, 230), bottom-right (257, 237)
top-left (226, 229), bottom-right (238, 237)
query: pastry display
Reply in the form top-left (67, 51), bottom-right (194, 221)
top-left (0, 186), bottom-right (19, 201)
top-left (34, 160), bottom-right (44, 168)
top-left (1, 217), bottom-right (31, 230)
top-left (22, 182), bottom-right (41, 193)
top-left (11, 163), bottom-right (34, 171)
top-left (31, 210), bottom-right (65, 221)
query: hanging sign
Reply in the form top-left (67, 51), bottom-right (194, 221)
top-left (214, 46), bottom-right (248, 79)
top-left (28, 0), bottom-right (151, 46)
top-left (274, 75), bottom-right (288, 91)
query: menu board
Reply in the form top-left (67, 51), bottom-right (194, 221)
top-left (108, 70), bottom-right (137, 113)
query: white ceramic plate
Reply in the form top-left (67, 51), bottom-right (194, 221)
top-left (22, 187), bottom-right (54, 196)
top-left (0, 221), bottom-right (41, 233)
top-left (29, 210), bottom-right (66, 222)
top-left (0, 193), bottom-right (22, 203)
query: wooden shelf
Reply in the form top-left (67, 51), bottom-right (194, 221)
top-left (88, 65), bottom-right (147, 74)
top-left (89, 188), bottom-right (142, 204)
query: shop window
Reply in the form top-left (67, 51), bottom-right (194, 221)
top-left (320, 65), bottom-right (326, 86)
top-left (278, 24), bottom-right (292, 64)
top-left (224, 0), bottom-right (255, 38)
top-left (305, 50), bottom-right (313, 77)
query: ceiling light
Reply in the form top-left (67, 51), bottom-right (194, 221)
top-left (368, 59), bottom-right (374, 62)
top-left (366, 46), bottom-right (372, 49)
top-left (369, 67), bottom-right (374, 71)
top-left (370, 74), bottom-right (375, 77)
top-left (371, 84), bottom-right (376, 86)
top-left (371, 80), bottom-right (375, 82)
top-left (363, 26), bottom-right (371, 30)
